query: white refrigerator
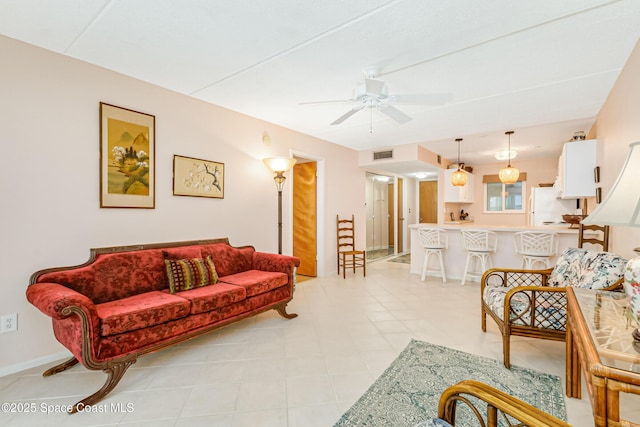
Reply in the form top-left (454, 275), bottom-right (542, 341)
top-left (529, 187), bottom-right (577, 226)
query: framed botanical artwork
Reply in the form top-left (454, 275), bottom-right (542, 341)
top-left (173, 155), bottom-right (224, 199)
top-left (100, 102), bottom-right (155, 208)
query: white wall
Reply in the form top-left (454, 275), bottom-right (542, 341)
top-left (0, 36), bottom-right (365, 372)
top-left (593, 39), bottom-right (640, 259)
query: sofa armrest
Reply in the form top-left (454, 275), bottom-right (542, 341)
top-left (26, 282), bottom-right (98, 321)
top-left (252, 252), bottom-right (300, 275)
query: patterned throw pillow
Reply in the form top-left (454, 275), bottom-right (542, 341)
top-left (164, 256), bottom-right (219, 293)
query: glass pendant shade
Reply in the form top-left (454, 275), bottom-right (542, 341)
top-left (498, 166), bottom-right (520, 184)
top-left (451, 169), bottom-right (467, 186)
top-left (451, 138), bottom-right (466, 187)
top-left (499, 131), bottom-right (519, 184)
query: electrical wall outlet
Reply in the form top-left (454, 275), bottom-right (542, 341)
top-left (1, 313), bottom-right (18, 333)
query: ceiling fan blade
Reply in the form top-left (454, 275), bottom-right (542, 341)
top-left (365, 78), bottom-right (385, 96)
top-left (392, 93), bottom-right (452, 105)
top-left (298, 98), bottom-right (353, 105)
top-left (377, 104), bottom-right (412, 124)
top-left (330, 104), bottom-right (365, 125)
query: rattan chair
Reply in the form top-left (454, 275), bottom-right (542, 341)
top-left (336, 214), bottom-right (366, 278)
top-left (481, 247), bottom-right (626, 368)
top-left (416, 380), bottom-right (570, 427)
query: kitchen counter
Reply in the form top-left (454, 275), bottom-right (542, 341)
top-left (424, 222), bottom-right (581, 233)
top-left (409, 223), bottom-right (590, 283)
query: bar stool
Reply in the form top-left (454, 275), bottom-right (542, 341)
top-left (460, 229), bottom-right (497, 285)
top-left (513, 231), bottom-right (558, 269)
top-left (418, 227), bottom-right (448, 283)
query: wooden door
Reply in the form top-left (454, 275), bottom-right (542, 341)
top-left (397, 177), bottom-right (403, 251)
top-left (388, 183), bottom-right (394, 250)
top-left (293, 162), bottom-right (317, 276)
top-left (419, 181), bottom-right (438, 223)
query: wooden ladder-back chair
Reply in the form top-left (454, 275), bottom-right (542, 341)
top-left (578, 223), bottom-right (610, 251)
top-left (336, 214), bottom-right (366, 278)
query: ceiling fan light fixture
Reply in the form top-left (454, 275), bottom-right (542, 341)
top-left (499, 131), bottom-right (520, 184)
top-left (451, 138), bottom-right (467, 187)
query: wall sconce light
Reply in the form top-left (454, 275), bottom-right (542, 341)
top-left (499, 131), bottom-right (520, 184)
top-left (451, 138), bottom-right (467, 187)
top-left (261, 132), bottom-right (271, 146)
top-left (263, 157), bottom-right (297, 254)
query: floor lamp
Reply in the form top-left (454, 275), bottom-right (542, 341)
top-left (582, 141), bottom-right (640, 342)
top-left (263, 157), bottom-right (297, 254)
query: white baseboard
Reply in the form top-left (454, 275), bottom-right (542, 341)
top-left (0, 351), bottom-right (70, 377)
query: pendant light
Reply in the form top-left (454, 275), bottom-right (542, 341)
top-left (451, 138), bottom-right (467, 187)
top-left (499, 131), bottom-right (519, 184)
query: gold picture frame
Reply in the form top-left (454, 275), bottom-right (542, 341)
top-left (173, 155), bottom-right (224, 199)
top-left (100, 102), bottom-right (155, 208)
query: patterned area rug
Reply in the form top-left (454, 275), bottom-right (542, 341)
top-left (388, 253), bottom-right (410, 264)
top-left (334, 339), bottom-right (566, 427)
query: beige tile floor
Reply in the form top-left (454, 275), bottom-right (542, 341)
top-left (1, 259), bottom-right (639, 426)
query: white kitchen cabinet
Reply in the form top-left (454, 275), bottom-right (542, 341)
top-left (444, 169), bottom-right (474, 203)
top-left (556, 139), bottom-right (597, 199)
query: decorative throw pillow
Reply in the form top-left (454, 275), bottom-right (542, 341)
top-left (164, 256), bottom-right (219, 294)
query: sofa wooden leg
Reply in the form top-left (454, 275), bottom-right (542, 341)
top-left (43, 357), bottom-right (79, 377)
top-left (276, 303), bottom-right (298, 319)
top-left (69, 358), bottom-right (136, 414)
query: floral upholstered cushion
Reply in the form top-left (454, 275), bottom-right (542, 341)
top-left (164, 256), bottom-right (219, 293)
top-left (219, 270), bottom-right (288, 297)
top-left (201, 243), bottom-right (254, 277)
top-left (548, 247), bottom-right (626, 290)
top-left (96, 290), bottom-right (191, 336)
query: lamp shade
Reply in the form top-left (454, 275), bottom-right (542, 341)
top-left (263, 157), bottom-right (296, 173)
top-left (498, 166), bottom-right (520, 184)
top-left (583, 141), bottom-right (640, 227)
top-left (451, 169), bottom-right (467, 186)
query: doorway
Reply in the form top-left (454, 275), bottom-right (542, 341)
top-left (292, 159), bottom-right (317, 278)
top-left (365, 173), bottom-right (394, 260)
top-left (397, 177), bottom-right (404, 252)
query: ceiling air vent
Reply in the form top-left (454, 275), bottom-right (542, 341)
top-left (373, 150), bottom-right (393, 160)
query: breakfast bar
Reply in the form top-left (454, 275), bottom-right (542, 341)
top-left (409, 223), bottom-right (587, 283)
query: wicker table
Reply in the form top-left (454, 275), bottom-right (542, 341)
top-left (566, 287), bottom-right (640, 427)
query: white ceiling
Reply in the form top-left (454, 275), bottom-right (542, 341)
top-left (2, 0), bottom-right (640, 175)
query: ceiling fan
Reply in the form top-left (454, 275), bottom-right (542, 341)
top-left (300, 66), bottom-right (451, 132)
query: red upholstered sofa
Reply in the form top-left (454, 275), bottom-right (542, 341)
top-left (26, 238), bottom-right (300, 413)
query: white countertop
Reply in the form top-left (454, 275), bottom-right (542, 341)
top-left (409, 222), bottom-right (584, 281)
top-left (409, 222), bottom-right (580, 234)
